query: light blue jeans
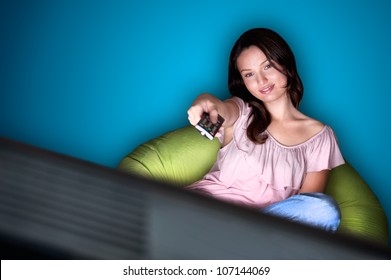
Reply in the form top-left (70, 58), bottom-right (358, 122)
top-left (261, 193), bottom-right (341, 233)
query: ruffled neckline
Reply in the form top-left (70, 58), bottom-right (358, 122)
top-left (264, 125), bottom-right (328, 149)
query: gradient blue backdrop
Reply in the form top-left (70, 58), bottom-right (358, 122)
top-left (1, 0), bottom-right (391, 244)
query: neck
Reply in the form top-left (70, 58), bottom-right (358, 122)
top-left (264, 94), bottom-right (297, 122)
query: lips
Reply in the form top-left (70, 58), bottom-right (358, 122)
top-left (259, 84), bottom-right (274, 94)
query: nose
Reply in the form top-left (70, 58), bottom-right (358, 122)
top-left (256, 73), bottom-right (267, 85)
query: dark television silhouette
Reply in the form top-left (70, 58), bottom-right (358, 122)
top-left (0, 137), bottom-right (390, 259)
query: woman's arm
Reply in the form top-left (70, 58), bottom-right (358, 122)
top-left (299, 170), bottom-right (329, 193)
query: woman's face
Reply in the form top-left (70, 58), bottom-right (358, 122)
top-left (236, 45), bottom-right (288, 105)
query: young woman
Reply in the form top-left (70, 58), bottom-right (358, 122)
top-left (186, 28), bottom-right (345, 232)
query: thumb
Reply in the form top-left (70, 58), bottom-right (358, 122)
top-left (208, 109), bottom-right (219, 123)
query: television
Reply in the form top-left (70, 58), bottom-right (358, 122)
top-left (0, 137), bottom-right (390, 259)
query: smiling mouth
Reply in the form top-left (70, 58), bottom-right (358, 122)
top-left (259, 84), bottom-right (274, 94)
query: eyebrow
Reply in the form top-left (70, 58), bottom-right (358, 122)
top-left (240, 59), bottom-right (269, 73)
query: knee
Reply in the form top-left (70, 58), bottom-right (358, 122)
top-left (300, 192), bottom-right (341, 232)
top-left (261, 193), bottom-right (341, 232)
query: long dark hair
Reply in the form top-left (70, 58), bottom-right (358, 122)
top-left (228, 28), bottom-right (303, 144)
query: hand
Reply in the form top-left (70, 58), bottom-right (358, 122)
top-left (187, 93), bottom-right (221, 125)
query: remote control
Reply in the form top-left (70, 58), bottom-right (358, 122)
top-left (195, 113), bottom-right (224, 140)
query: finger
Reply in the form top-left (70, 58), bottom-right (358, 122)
top-left (187, 106), bottom-right (203, 125)
top-left (208, 108), bottom-right (218, 124)
top-left (214, 125), bottom-right (224, 138)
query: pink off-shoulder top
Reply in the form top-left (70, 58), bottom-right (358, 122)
top-left (186, 97), bottom-right (345, 208)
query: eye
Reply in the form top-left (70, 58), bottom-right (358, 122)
top-left (264, 64), bottom-right (272, 70)
top-left (243, 72), bottom-right (254, 78)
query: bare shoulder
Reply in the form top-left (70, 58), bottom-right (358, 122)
top-left (304, 117), bottom-right (324, 130)
top-left (299, 115), bottom-right (325, 138)
top-left (267, 113), bottom-right (326, 146)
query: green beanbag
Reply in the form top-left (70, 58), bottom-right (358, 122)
top-left (117, 126), bottom-right (389, 245)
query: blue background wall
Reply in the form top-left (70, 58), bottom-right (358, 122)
top-left (1, 0), bottom-right (391, 244)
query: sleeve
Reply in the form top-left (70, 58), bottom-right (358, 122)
top-left (230, 96), bottom-right (252, 129)
top-left (306, 126), bottom-right (345, 173)
top-left (217, 96), bottom-right (250, 143)
top-left (230, 96), bottom-right (246, 113)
